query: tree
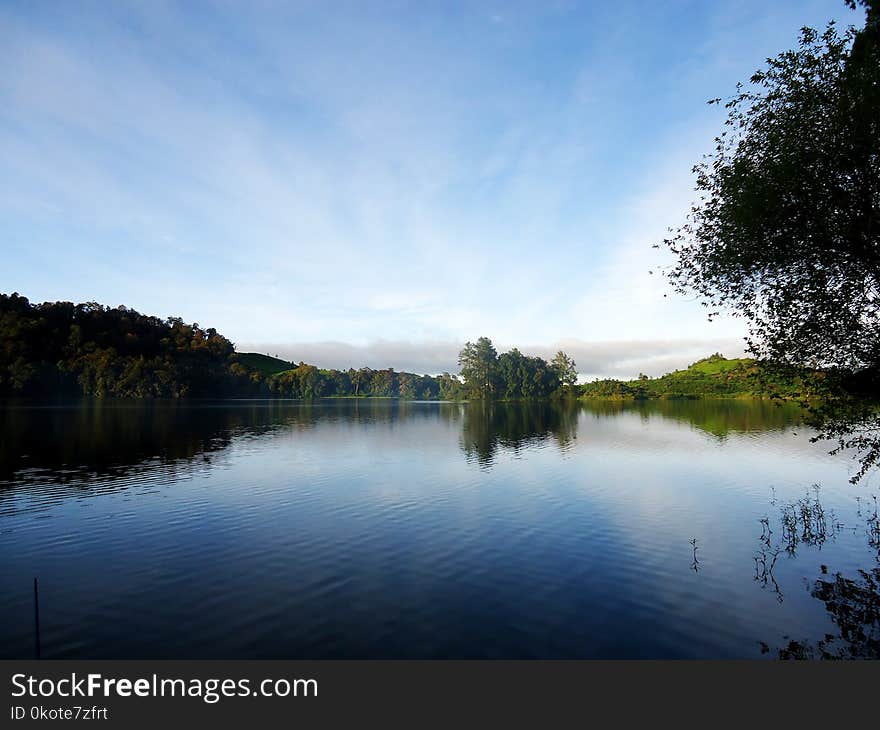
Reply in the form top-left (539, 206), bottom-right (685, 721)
top-left (437, 372), bottom-right (464, 400)
top-left (551, 351), bottom-right (578, 387)
top-left (661, 1), bottom-right (880, 479)
top-left (458, 337), bottom-right (498, 398)
top-left (497, 348), bottom-right (526, 398)
top-left (663, 2), bottom-right (878, 370)
top-left (353, 367), bottom-right (373, 396)
top-left (370, 368), bottom-right (396, 397)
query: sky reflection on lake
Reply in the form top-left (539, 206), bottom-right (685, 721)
top-left (1, 399), bottom-right (877, 659)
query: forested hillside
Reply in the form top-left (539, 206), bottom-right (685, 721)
top-left (0, 294), bottom-right (456, 399)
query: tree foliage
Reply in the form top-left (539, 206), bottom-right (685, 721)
top-left (458, 337), bottom-right (499, 399)
top-left (551, 350), bottom-right (578, 387)
top-left (0, 292), bottom-right (246, 397)
top-left (662, 2), bottom-right (880, 480)
top-left (457, 337), bottom-right (571, 400)
top-left (3, 295), bottom-right (573, 402)
top-left (663, 4), bottom-right (879, 371)
top-left (0, 293), bottom-right (443, 400)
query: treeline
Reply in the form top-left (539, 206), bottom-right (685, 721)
top-left (0, 294), bottom-right (458, 399)
top-left (0, 295), bottom-right (583, 401)
top-left (3, 295), bottom-right (852, 403)
top-left (266, 365), bottom-right (461, 400)
top-left (260, 336), bottom-right (580, 399)
top-left (457, 336), bottom-right (577, 399)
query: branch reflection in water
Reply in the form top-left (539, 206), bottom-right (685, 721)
top-left (743, 487), bottom-right (880, 659)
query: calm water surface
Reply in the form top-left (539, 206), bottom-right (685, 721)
top-left (1, 399), bottom-right (878, 658)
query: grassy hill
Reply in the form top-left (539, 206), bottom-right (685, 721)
top-left (581, 353), bottom-right (822, 400)
top-left (232, 352), bottom-right (294, 376)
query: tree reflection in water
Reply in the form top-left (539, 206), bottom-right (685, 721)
top-left (754, 488), bottom-right (880, 659)
top-left (770, 567), bottom-right (880, 659)
top-left (459, 400), bottom-right (578, 466)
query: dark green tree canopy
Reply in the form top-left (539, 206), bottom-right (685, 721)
top-left (0, 293), bottom-right (443, 400)
top-left (663, 2), bottom-right (879, 371)
top-left (458, 337), bottom-right (499, 399)
top-left (551, 351), bottom-right (578, 387)
top-left (458, 338), bottom-right (567, 400)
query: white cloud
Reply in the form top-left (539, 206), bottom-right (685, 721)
top-left (1, 1), bottom-right (849, 352)
top-left (237, 335), bottom-right (748, 380)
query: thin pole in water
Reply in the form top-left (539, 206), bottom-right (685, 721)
top-left (33, 577), bottom-right (41, 660)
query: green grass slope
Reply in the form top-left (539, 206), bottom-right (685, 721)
top-left (581, 353), bottom-right (820, 400)
top-left (233, 352), bottom-right (294, 376)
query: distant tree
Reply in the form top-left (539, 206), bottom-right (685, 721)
top-left (353, 367), bottom-right (373, 396)
top-left (521, 355), bottom-right (558, 398)
top-left (497, 348), bottom-right (526, 398)
top-left (370, 368), bottom-right (397, 397)
top-left (333, 369), bottom-right (352, 395)
top-left (496, 349), bottom-right (559, 398)
top-left (417, 374), bottom-right (441, 399)
top-left (398, 372), bottom-right (416, 399)
top-left (437, 372), bottom-right (464, 400)
top-left (458, 337), bottom-right (499, 398)
top-left (551, 351), bottom-right (578, 387)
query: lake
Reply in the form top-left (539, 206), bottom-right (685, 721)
top-left (1, 398), bottom-right (878, 659)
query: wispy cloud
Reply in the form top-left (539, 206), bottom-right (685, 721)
top-left (1, 1), bottom-right (853, 351)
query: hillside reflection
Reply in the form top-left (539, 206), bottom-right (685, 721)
top-left (1, 399), bottom-right (276, 488)
top-left (580, 398), bottom-right (804, 438)
top-left (0, 399), bottom-right (464, 491)
top-left (1, 398), bottom-right (808, 492)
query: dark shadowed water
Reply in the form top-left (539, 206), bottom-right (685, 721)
top-left (1, 399), bottom-right (878, 659)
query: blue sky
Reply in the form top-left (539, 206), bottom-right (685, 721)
top-left (0, 1), bottom-right (856, 377)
